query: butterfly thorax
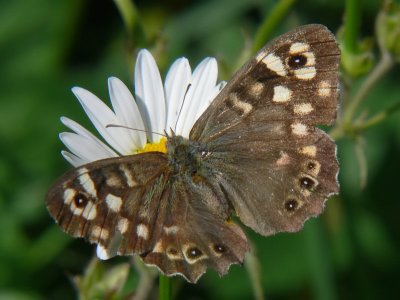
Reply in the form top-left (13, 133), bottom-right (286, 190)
top-left (167, 135), bottom-right (208, 178)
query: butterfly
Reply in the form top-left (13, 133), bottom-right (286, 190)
top-left (46, 24), bottom-right (340, 283)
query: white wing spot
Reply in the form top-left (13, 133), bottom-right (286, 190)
top-left (117, 218), bottom-right (129, 234)
top-left (229, 93), bottom-right (253, 116)
top-left (70, 202), bottom-right (83, 216)
top-left (294, 103), bottom-right (314, 115)
top-left (291, 123), bottom-right (308, 136)
top-left (82, 201), bottom-right (97, 220)
top-left (301, 189), bottom-right (311, 197)
top-left (63, 188), bottom-right (76, 205)
top-left (137, 223), bottom-right (149, 240)
top-left (119, 164), bottom-right (138, 187)
top-left (305, 52), bottom-right (316, 66)
top-left (163, 225), bottom-right (179, 234)
top-left (92, 226), bottom-right (102, 239)
top-left (289, 42), bottom-right (310, 54)
top-left (153, 240), bottom-right (164, 253)
top-left (106, 176), bottom-right (122, 187)
top-left (262, 53), bottom-right (287, 76)
top-left (294, 66), bottom-right (316, 80)
top-left (91, 227), bottom-right (108, 241)
top-left (272, 85), bottom-right (292, 103)
top-left (276, 152), bottom-right (291, 166)
top-left (106, 194), bottom-right (122, 212)
top-left (78, 168), bottom-right (97, 197)
top-left (298, 145), bottom-right (317, 157)
top-left (100, 228), bottom-right (109, 240)
top-left (249, 82), bottom-right (264, 97)
top-left (318, 80), bottom-right (331, 97)
top-left (77, 167), bottom-right (88, 175)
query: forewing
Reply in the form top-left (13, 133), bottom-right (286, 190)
top-left (191, 24), bottom-right (339, 142)
top-left (46, 153), bottom-right (170, 260)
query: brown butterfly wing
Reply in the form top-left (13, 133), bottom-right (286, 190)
top-left (46, 153), bottom-right (170, 259)
top-left (190, 24), bottom-right (340, 236)
top-left (46, 152), bottom-right (248, 282)
top-left (142, 177), bottom-right (248, 283)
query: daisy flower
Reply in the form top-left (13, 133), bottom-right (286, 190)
top-left (60, 49), bottom-right (226, 167)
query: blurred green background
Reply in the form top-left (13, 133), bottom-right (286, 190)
top-left (1, 0), bottom-right (399, 299)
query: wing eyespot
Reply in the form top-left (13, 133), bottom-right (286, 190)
top-left (299, 176), bottom-right (316, 190)
top-left (213, 244), bottom-right (226, 254)
top-left (307, 161), bottom-right (316, 170)
top-left (285, 198), bottom-right (299, 212)
top-left (167, 247), bottom-right (178, 256)
top-left (288, 54), bottom-right (308, 69)
top-left (74, 192), bottom-right (89, 208)
top-left (187, 247), bottom-right (203, 259)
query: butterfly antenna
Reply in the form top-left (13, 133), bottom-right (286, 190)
top-left (105, 124), bottom-right (167, 138)
top-left (174, 83), bottom-right (192, 133)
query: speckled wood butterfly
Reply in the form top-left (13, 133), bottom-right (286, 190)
top-left (46, 24), bottom-right (340, 283)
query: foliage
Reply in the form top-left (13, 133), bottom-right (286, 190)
top-left (0, 0), bottom-right (399, 299)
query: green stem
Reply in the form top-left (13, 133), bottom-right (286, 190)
top-left (159, 275), bottom-right (172, 300)
top-left (113, 0), bottom-right (139, 37)
top-left (132, 257), bottom-right (158, 300)
top-left (344, 0), bottom-right (361, 53)
top-left (305, 220), bottom-right (337, 300)
top-left (361, 101), bottom-right (400, 129)
top-left (252, 0), bottom-right (297, 54)
top-left (113, 0), bottom-right (147, 78)
top-left (244, 246), bottom-right (265, 300)
top-left (330, 51), bottom-right (394, 140)
top-left (344, 51), bottom-right (393, 123)
top-left (354, 136), bottom-right (367, 188)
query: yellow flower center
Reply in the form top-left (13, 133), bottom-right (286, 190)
top-left (136, 137), bottom-right (167, 154)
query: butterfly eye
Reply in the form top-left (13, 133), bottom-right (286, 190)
top-left (74, 193), bottom-right (89, 208)
top-left (285, 199), bottom-right (299, 211)
top-left (288, 54), bottom-right (307, 68)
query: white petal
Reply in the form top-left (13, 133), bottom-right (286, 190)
top-left (164, 57), bottom-right (191, 134)
top-left (134, 49), bottom-right (166, 142)
top-left (61, 116), bottom-right (117, 158)
top-left (72, 87), bottom-right (139, 155)
top-left (96, 244), bottom-right (112, 260)
top-left (195, 80), bottom-right (227, 120)
top-left (60, 132), bottom-right (118, 163)
top-left (61, 150), bottom-right (87, 167)
top-left (176, 57), bottom-right (218, 138)
top-left (108, 77), bottom-right (146, 149)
